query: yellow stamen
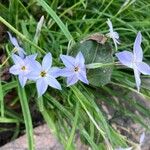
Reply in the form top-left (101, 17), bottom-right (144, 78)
top-left (74, 67), bottom-right (79, 72)
top-left (40, 71), bottom-right (46, 77)
top-left (21, 66), bottom-right (26, 70)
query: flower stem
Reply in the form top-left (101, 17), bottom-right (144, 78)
top-left (86, 62), bottom-right (115, 69)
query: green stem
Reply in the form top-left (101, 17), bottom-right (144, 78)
top-left (0, 75), bottom-right (4, 117)
top-left (37, 96), bottom-right (44, 112)
top-left (18, 85), bottom-right (34, 150)
top-left (86, 62), bottom-right (115, 69)
top-left (37, 99), bottom-right (57, 135)
top-left (0, 16), bottom-right (45, 54)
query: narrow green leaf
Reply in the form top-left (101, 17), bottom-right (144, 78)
top-left (0, 117), bottom-right (18, 123)
top-left (37, 0), bottom-right (74, 42)
top-left (0, 77), bottom-right (4, 117)
top-left (66, 102), bottom-right (79, 150)
top-left (71, 86), bottom-right (105, 137)
top-left (81, 129), bottom-right (99, 150)
top-left (3, 81), bottom-right (17, 91)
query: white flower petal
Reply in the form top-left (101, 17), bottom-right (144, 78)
top-left (7, 32), bottom-right (19, 47)
top-left (106, 19), bottom-right (113, 32)
top-left (133, 32), bottom-right (143, 62)
top-left (36, 78), bottom-right (48, 97)
top-left (75, 51), bottom-right (85, 66)
top-left (60, 54), bottom-right (75, 68)
top-left (18, 75), bottom-right (27, 87)
top-left (48, 67), bottom-right (62, 78)
top-left (77, 71), bottom-right (89, 84)
top-left (58, 68), bottom-right (74, 77)
top-left (12, 54), bottom-right (24, 65)
top-left (133, 67), bottom-right (141, 92)
top-left (42, 52), bottom-right (52, 71)
top-left (139, 132), bottom-right (145, 145)
top-left (67, 74), bottom-right (78, 86)
top-left (116, 51), bottom-right (134, 68)
top-left (136, 62), bottom-right (150, 75)
top-left (46, 76), bottom-right (61, 90)
top-left (9, 65), bottom-right (21, 75)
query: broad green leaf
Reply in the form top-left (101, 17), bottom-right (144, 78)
top-left (70, 35), bottom-right (114, 87)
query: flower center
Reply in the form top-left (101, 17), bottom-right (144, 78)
top-left (74, 67), bottom-right (79, 72)
top-left (40, 71), bottom-right (46, 77)
top-left (21, 66), bottom-right (26, 71)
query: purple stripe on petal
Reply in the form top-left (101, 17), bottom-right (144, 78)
top-left (136, 62), bottom-right (150, 75)
top-left (48, 67), bottom-right (62, 78)
top-left (60, 55), bottom-right (75, 68)
top-left (42, 52), bottom-right (52, 71)
top-left (47, 76), bottom-right (61, 90)
top-left (116, 51), bottom-right (134, 68)
top-left (7, 32), bottom-right (19, 47)
top-left (77, 71), bottom-right (89, 84)
top-left (133, 32), bottom-right (143, 62)
top-left (9, 65), bottom-right (21, 75)
top-left (36, 78), bottom-right (48, 97)
top-left (29, 60), bottom-right (41, 72)
top-left (12, 54), bottom-right (24, 65)
top-left (75, 51), bottom-right (85, 66)
top-left (26, 71), bottom-right (39, 81)
top-left (67, 74), bottom-right (78, 86)
top-left (18, 75), bottom-right (27, 87)
top-left (58, 68), bottom-right (74, 77)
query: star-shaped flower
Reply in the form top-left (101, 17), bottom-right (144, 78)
top-left (60, 51), bottom-right (89, 86)
top-left (27, 53), bottom-right (61, 97)
top-left (9, 54), bottom-right (37, 87)
top-left (116, 32), bottom-right (150, 91)
top-left (8, 32), bottom-right (26, 58)
top-left (106, 19), bottom-right (120, 50)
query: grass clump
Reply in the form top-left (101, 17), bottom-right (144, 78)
top-left (0, 0), bottom-right (150, 150)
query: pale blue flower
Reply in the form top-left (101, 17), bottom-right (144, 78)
top-left (9, 54), bottom-right (37, 87)
top-left (27, 52), bottom-right (61, 97)
top-left (60, 51), bottom-right (89, 86)
top-left (116, 32), bottom-right (150, 91)
top-left (8, 32), bottom-right (26, 58)
top-left (139, 132), bottom-right (145, 146)
top-left (106, 19), bottom-right (120, 50)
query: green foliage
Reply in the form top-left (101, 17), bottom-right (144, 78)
top-left (0, 0), bottom-right (150, 150)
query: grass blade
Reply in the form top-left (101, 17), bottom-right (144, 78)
top-left (18, 84), bottom-right (34, 150)
top-left (0, 76), bottom-right (4, 117)
top-left (37, 0), bottom-right (74, 42)
top-left (71, 86), bottom-right (105, 137)
top-left (66, 102), bottom-right (79, 150)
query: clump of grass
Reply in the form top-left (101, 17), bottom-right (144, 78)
top-left (0, 0), bottom-right (150, 150)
